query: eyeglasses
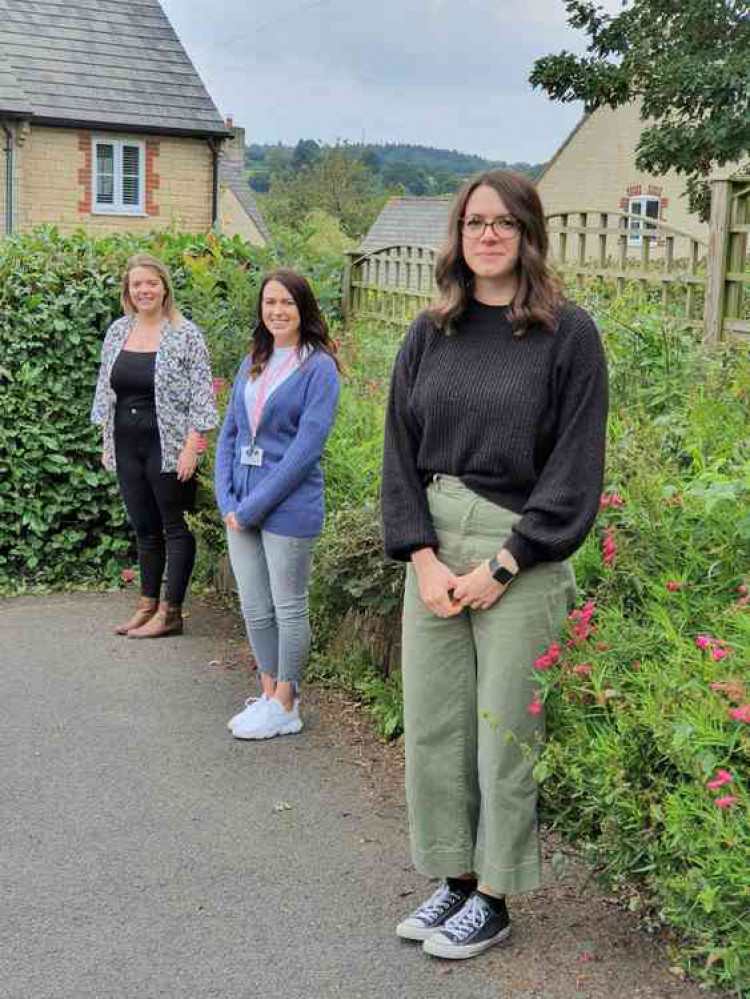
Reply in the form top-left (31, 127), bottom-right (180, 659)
top-left (461, 215), bottom-right (521, 240)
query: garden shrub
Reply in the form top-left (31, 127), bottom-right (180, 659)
top-left (0, 226), bottom-right (342, 590)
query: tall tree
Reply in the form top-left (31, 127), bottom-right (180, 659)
top-left (530, 0), bottom-right (750, 217)
top-left (291, 139), bottom-right (321, 172)
top-left (263, 147), bottom-right (388, 239)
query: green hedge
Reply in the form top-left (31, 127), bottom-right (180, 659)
top-left (306, 303), bottom-right (750, 994)
top-left (0, 226), bottom-right (342, 589)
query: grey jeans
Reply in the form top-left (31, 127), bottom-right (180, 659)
top-left (226, 527), bottom-right (314, 685)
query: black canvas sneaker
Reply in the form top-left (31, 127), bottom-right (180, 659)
top-left (423, 892), bottom-right (511, 959)
top-left (396, 882), bottom-right (472, 941)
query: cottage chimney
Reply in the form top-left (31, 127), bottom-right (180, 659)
top-left (223, 121), bottom-right (246, 165)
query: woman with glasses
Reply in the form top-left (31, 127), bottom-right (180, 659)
top-left (382, 170), bottom-right (608, 960)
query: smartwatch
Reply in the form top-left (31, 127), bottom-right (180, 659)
top-left (488, 556), bottom-right (517, 586)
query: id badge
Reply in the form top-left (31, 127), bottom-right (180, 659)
top-left (241, 445), bottom-right (264, 467)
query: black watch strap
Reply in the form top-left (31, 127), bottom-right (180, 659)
top-left (488, 556), bottom-right (517, 585)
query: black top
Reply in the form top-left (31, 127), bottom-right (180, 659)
top-left (110, 350), bottom-right (157, 411)
top-left (381, 299), bottom-right (609, 570)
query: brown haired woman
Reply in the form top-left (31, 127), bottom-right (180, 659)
top-left (92, 253), bottom-right (218, 638)
top-left (215, 269), bottom-right (341, 740)
top-left (382, 171), bottom-right (608, 959)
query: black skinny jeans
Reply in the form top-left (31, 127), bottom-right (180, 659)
top-left (114, 407), bottom-right (197, 606)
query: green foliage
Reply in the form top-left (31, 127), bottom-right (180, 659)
top-left (0, 226), bottom-right (342, 589)
top-left (247, 139), bottom-right (544, 205)
top-left (260, 147), bottom-right (389, 240)
top-left (309, 297), bottom-right (750, 989)
top-left (529, 298), bottom-right (750, 993)
top-left (530, 0), bottom-right (750, 218)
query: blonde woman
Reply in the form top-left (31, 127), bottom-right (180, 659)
top-left (92, 254), bottom-right (218, 638)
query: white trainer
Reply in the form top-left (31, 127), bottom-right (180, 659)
top-left (227, 694), bottom-right (269, 732)
top-left (232, 698), bottom-right (303, 740)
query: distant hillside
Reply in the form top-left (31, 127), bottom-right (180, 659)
top-left (245, 141), bottom-right (545, 195)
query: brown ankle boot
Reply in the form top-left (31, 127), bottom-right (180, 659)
top-left (114, 597), bottom-right (158, 636)
top-left (127, 601), bottom-right (183, 639)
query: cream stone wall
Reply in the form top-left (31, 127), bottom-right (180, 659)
top-left (17, 126), bottom-right (214, 235)
top-left (219, 187), bottom-right (266, 246)
top-left (537, 103), bottom-right (710, 252)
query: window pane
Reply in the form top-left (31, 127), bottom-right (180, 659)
top-left (96, 144), bottom-right (115, 205)
top-left (645, 199), bottom-right (660, 219)
top-left (122, 145), bottom-right (141, 207)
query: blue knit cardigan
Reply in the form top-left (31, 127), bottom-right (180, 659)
top-left (214, 350), bottom-right (341, 537)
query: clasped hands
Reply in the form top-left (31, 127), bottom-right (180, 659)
top-left (412, 550), bottom-right (510, 617)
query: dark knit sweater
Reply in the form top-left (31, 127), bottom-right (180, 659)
top-left (381, 299), bottom-right (608, 569)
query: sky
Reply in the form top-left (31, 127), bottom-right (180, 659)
top-left (160, 0), bottom-right (616, 165)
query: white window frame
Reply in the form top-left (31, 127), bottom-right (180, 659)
top-left (92, 137), bottom-right (146, 215)
top-left (627, 195), bottom-right (660, 247)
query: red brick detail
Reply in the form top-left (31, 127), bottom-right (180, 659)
top-left (660, 197), bottom-right (669, 210)
top-left (626, 183), bottom-right (642, 197)
top-left (78, 132), bottom-right (92, 214)
top-left (618, 197), bottom-right (629, 211)
top-left (145, 140), bottom-right (161, 216)
top-left (647, 184), bottom-right (662, 197)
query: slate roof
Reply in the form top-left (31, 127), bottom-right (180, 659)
top-left (0, 0), bottom-right (230, 136)
top-left (359, 197), bottom-right (451, 252)
top-left (219, 159), bottom-right (270, 243)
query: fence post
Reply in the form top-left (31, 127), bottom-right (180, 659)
top-left (341, 252), bottom-right (354, 329)
top-left (703, 179), bottom-right (732, 343)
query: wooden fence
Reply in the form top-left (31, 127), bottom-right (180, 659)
top-left (342, 177), bottom-right (749, 343)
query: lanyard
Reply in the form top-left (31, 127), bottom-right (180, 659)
top-left (250, 349), bottom-right (298, 441)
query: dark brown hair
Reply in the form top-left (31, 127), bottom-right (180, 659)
top-left (250, 269), bottom-right (341, 379)
top-left (427, 169), bottom-right (563, 335)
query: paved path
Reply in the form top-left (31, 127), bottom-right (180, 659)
top-left (2, 593), bottom-right (718, 999)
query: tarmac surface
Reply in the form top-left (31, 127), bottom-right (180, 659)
top-left (2, 592), bottom-right (722, 999)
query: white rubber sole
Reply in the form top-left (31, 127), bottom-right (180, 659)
top-left (232, 718), bottom-right (303, 740)
top-left (396, 920), bottom-right (440, 942)
top-left (423, 924), bottom-right (511, 960)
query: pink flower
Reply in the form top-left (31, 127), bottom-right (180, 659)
top-left (711, 647), bottom-right (729, 661)
top-left (547, 643), bottom-right (562, 663)
top-left (533, 653), bottom-right (554, 671)
top-left (714, 795), bottom-right (738, 809)
top-left (738, 584), bottom-right (748, 596)
top-left (120, 567), bottom-right (136, 585)
top-left (568, 601), bottom-right (597, 644)
top-left (602, 526), bottom-right (617, 566)
top-left (706, 769), bottom-right (733, 789)
top-left (610, 492), bottom-right (624, 508)
top-left (729, 706), bottom-right (750, 723)
top-left (527, 700), bottom-right (543, 716)
top-left (573, 663), bottom-right (593, 676)
top-left (599, 494), bottom-right (611, 509)
top-left (737, 596), bottom-right (749, 608)
top-left (666, 580), bottom-right (683, 592)
top-left (695, 634), bottom-right (714, 650)
top-left (212, 378), bottom-right (227, 396)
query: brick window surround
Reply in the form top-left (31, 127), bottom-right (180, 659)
top-left (78, 133), bottom-right (160, 216)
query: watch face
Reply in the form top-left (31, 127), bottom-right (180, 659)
top-left (493, 565), bottom-right (515, 585)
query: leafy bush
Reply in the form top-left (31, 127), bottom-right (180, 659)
top-left (310, 298), bottom-right (750, 991)
top-left (0, 227), bottom-right (343, 589)
top-left (529, 296), bottom-right (750, 993)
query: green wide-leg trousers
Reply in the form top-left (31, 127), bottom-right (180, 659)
top-left (402, 476), bottom-right (576, 895)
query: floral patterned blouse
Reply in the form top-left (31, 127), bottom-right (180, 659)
top-left (91, 314), bottom-right (218, 472)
